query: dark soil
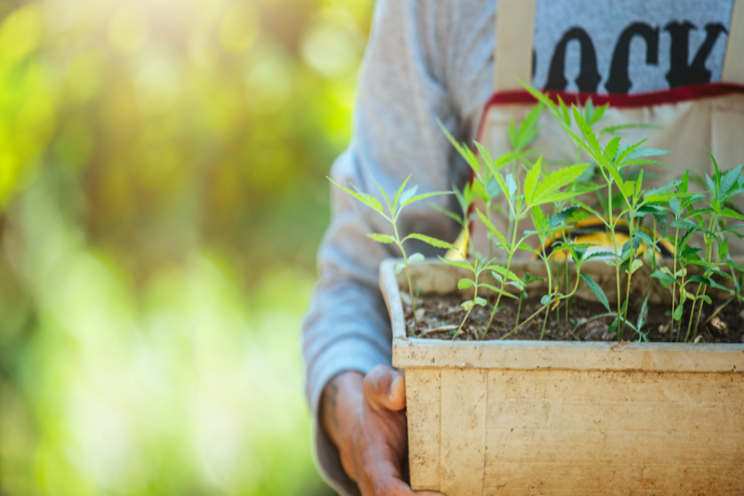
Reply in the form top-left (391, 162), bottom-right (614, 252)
top-left (404, 293), bottom-right (744, 343)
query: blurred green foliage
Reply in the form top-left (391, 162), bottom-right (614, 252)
top-left (0, 0), bottom-right (372, 493)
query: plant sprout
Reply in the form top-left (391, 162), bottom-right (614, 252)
top-left (475, 156), bottom-right (595, 338)
top-left (328, 175), bottom-right (450, 322)
top-left (558, 102), bottom-right (681, 340)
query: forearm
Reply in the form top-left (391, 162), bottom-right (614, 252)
top-left (321, 371), bottom-right (365, 449)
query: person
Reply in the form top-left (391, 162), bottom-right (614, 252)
top-left (302, 1), bottom-right (741, 494)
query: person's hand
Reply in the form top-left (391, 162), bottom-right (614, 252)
top-left (321, 365), bottom-right (444, 496)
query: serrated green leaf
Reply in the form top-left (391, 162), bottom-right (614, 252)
top-left (438, 120), bottom-right (481, 175)
top-left (368, 233), bottom-right (395, 244)
top-left (607, 317), bottom-right (619, 336)
top-left (519, 79), bottom-right (560, 117)
top-left (710, 279), bottom-right (731, 292)
top-left (430, 202), bottom-right (463, 225)
top-left (581, 273), bottom-right (611, 312)
top-left (490, 265), bottom-right (522, 284)
top-left (405, 233), bottom-right (457, 251)
top-left (398, 185), bottom-right (419, 206)
top-left (329, 177), bottom-right (384, 213)
top-left (408, 253), bottom-right (425, 263)
top-left (651, 270), bottom-right (676, 285)
top-left (572, 105), bottom-right (602, 158)
top-left (549, 206), bottom-right (579, 228)
top-left (530, 162), bottom-right (589, 207)
top-left (699, 295), bottom-right (712, 304)
top-left (557, 95), bottom-right (570, 125)
top-left (403, 190), bottom-right (452, 207)
top-left (395, 263), bottom-right (405, 275)
top-left (719, 164), bottom-right (743, 200)
top-left (524, 160), bottom-right (541, 205)
top-left (670, 218), bottom-right (697, 230)
top-left (630, 259), bottom-right (644, 275)
top-left (493, 171), bottom-right (510, 201)
top-left (372, 176), bottom-right (392, 211)
top-left (673, 303), bottom-right (684, 321)
top-left (635, 230), bottom-right (656, 250)
top-left (726, 259), bottom-right (744, 272)
top-left (606, 163), bottom-right (626, 192)
top-left (585, 250), bottom-right (616, 261)
top-left (540, 295), bottom-right (551, 306)
top-left (589, 102), bottom-right (608, 125)
top-left (690, 275), bottom-right (712, 286)
top-left (474, 297), bottom-right (488, 306)
top-left (478, 284), bottom-right (517, 300)
top-left (721, 208), bottom-right (744, 221)
top-left (604, 136), bottom-right (621, 164)
top-left (517, 242), bottom-right (541, 255)
top-left (458, 278), bottom-right (475, 290)
top-left (392, 174), bottom-right (412, 209)
top-left (531, 205), bottom-right (546, 232)
top-left (637, 292), bottom-right (650, 331)
top-left (506, 173), bottom-right (517, 197)
top-left (475, 209), bottom-right (507, 246)
top-left (439, 256), bottom-right (472, 270)
top-left (599, 123), bottom-right (664, 135)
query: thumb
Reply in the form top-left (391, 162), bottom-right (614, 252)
top-left (363, 364), bottom-right (406, 412)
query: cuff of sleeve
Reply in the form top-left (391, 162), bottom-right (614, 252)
top-left (308, 337), bottom-right (390, 496)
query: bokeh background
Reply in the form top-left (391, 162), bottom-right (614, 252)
top-left (0, 0), bottom-right (373, 493)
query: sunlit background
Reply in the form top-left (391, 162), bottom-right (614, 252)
top-left (0, 0), bottom-right (372, 493)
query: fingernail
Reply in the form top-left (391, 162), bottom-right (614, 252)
top-left (389, 374), bottom-right (403, 399)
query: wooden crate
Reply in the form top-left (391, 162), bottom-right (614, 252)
top-left (380, 260), bottom-right (744, 496)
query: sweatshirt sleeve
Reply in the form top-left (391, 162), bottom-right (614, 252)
top-left (300, 1), bottom-right (469, 494)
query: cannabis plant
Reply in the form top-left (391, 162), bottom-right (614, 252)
top-left (329, 175), bottom-right (450, 321)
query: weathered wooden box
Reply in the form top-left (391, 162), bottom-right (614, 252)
top-left (380, 259), bottom-right (744, 496)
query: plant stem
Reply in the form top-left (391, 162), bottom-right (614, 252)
top-left (607, 183), bottom-right (623, 342)
top-left (692, 214), bottom-right (718, 340)
top-left (671, 227), bottom-right (679, 342)
top-left (676, 282), bottom-right (685, 341)
top-left (564, 260), bottom-right (569, 333)
top-left (393, 223), bottom-right (417, 324)
top-left (701, 296), bottom-right (733, 328)
top-left (540, 259), bottom-right (553, 340)
top-left (569, 312), bottom-right (617, 337)
top-left (500, 304), bottom-right (547, 340)
top-left (540, 304), bottom-right (550, 340)
top-left (620, 209), bottom-right (637, 341)
top-left (503, 269), bottom-right (581, 340)
top-left (454, 307), bottom-right (473, 341)
top-left (515, 294), bottom-right (523, 326)
top-left (486, 199), bottom-right (493, 260)
top-left (685, 283), bottom-right (702, 343)
top-left (484, 214), bottom-right (520, 339)
top-left (691, 287), bottom-right (708, 341)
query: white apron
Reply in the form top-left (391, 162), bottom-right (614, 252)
top-left (471, 0), bottom-right (744, 257)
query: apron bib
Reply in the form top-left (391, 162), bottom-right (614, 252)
top-left (471, 0), bottom-right (744, 258)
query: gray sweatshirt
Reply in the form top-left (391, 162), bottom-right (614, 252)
top-left (302, 1), bottom-right (734, 494)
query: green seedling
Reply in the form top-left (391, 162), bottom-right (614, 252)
top-left (476, 156), bottom-right (595, 338)
top-left (329, 175), bottom-right (450, 322)
top-left (438, 121), bottom-right (534, 259)
top-left (561, 103), bottom-right (680, 340)
top-left (682, 157), bottom-right (744, 341)
top-left (443, 255), bottom-right (519, 340)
